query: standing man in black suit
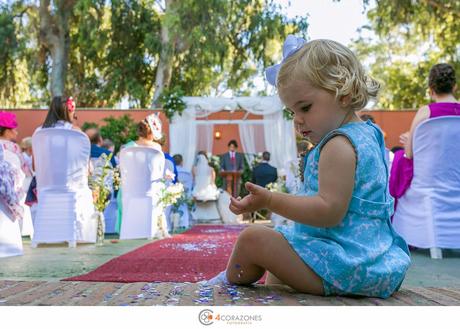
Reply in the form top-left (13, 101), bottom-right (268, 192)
top-left (220, 140), bottom-right (244, 194)
top-left (252, 151), bottom-right (278, 188)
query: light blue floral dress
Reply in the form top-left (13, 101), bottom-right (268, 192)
top-left (276, 121), bottom-right (411, 298)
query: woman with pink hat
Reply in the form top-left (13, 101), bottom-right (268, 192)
top-left (0, 111), bottom-right (31, 179)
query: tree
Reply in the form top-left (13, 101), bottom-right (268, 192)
top-left (353, 0), bottom-right (460, 109)
top-left (39, 0), bottom-right (77, 97)
top-left (0, 0), bottom-right (307, 108)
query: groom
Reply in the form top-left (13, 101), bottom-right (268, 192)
top-left (220, 140), bottom-right (244, 196)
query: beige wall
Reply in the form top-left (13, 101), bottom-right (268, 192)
top-left (2, 108), bottom-right (416, 155)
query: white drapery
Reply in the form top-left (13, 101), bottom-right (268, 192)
top-left (263, 111), bottom-right (297, 175)
top-left (169, 110), bottom-right (196, 171)
top-left (169, 96), bottom-right (296, 172)
top-left (238, 123), bottom-right (266, 167)
top-left (196, 123), bottom-right (214, 155)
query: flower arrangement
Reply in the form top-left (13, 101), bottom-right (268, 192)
top-left (159, 86), bottom-right (186, 121)
top-left (266, 178), bottom-right (288, 193)
top-left (153, 180), bottom-right (186, 235)
top-left (251, 152), bottom-right (263, 168)
top-left (88, 153), bottom-right (119, 245)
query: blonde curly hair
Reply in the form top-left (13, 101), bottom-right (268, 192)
top-left (277, 39), bottom-right (380, 111)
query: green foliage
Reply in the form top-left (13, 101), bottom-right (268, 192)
top-left (158, 86), bottom-right (186, 121)
top-left (353, 0), bottom-right (460, 109)
top-left (0, 0), bottom-right (308, 107)
top-left (99, 115), bottom-right (138, 152)
top-left (88, 153), bottom-right (114, 212)
top-left (283, 107), bottom-right (294, 120)
top-left (81, 121), bottom-right (99, 131)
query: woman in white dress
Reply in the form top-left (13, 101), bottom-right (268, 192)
top-left (0, 140), bottom-right (25, 257)
top-left (192, 152), bottom-right (219, 201)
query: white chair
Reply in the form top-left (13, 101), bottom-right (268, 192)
top-left (392, 116), bottom-right (460, 259)
top-left (119, 147), bottom-right (165, 239)
top-left (31, 129), bottom-right (96, 247)
top-left (174, 169), bottom-right (193, 229)
top-left (0, 200), bottom-right (23, 258)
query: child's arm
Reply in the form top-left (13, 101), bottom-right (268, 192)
top-left (229, 136), bottom-right (356, 228)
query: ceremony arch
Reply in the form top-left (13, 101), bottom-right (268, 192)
top-left (169, 96), bottom-right (297, 173)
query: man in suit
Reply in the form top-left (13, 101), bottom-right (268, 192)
top-left (84, 128), bottom-right (117, 168)
top-left (252, 151), bottom-right (278, 188)
top-left (220, 140), bottom-right (244, 195)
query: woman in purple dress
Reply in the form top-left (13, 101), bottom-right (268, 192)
top-left (390, 63), bottom-right (459, 209)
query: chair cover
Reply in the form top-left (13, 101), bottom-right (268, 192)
top-left (119, 147), bottom-right (166, 239)
top-left (393, 116), bottom-right (460, 254)
top-left (174, 169), bottom-right (193, 229)
top-left (31, 129), bottom-right (96, 247)
top-left (0, 200), bottom-right (23, 258)
top-left (217, 190), bottom-right (242, 224)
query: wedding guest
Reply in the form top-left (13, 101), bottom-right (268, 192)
top-left (0, 112), bottom-right (31, 178)
top-left (173, 154), bottom-right (193, 195)
top-left (116, 113), bottom-right (166, 233)
top-left (0, 147), bottom-right (24, 222)
top-left (390, 63), bottom-right (459, 207)
top-left (252, 151), bottom-right (278, 188)
top-left (20, 137), bottom-right (34, 175)
top-left (85, 128), bottom-right (117, 168)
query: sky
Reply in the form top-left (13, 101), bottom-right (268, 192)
top-left (274, 0), bottom-right (374, 46)
top-left (242, 0), bottom-right (376, 97)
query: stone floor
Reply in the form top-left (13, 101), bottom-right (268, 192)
top-left (1, 227), bottom-right (459, 306)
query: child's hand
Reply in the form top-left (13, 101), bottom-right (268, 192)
top-left (229, 182), bottom-right (271, 215)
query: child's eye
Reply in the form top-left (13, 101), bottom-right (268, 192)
top-left (301, 104), bottom-right (312, 112)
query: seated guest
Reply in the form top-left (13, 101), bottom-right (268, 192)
top-left (0, 142), bottom-right (24, 222)
top-left (173, 154), bottom-right (192, 192)
top-left (117, 113), bottom-right (166, 233)
top-left (26, 96), bottom-right (81, 208)
top-left (20, 137), bottom-right (34, 175)
top-left (252, 151), bottom-right (278, 188)
top-left (390, 63), bottom-right (459, 207)
top-left (40, 96), bottom-right (79, 131)
top-left (360, 113), bottom-right (387, 141)
top-left (0, 112), bottom-right (31, 179)
top-left (85, 128), bottom-right (117, 168)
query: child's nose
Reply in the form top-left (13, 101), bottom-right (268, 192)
top-left (294, 115), bottom-right (304, 125)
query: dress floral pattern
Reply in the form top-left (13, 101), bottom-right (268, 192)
top-left (0, 148), bottom-right (24, 221)
top-left (276, 121), bottom-right (411, 298)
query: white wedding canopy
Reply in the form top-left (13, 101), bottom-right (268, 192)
top-left (169, 96), bottom-right (297, 173)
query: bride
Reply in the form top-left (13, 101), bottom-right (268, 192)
top-left (192, 152), bottom-right (219, 201)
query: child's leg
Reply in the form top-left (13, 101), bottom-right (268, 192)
top-left (265, 272), bottom-right (283, 285)
top-left (226, 225), bottom-right (324, 295)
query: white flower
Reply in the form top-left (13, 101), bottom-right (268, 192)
top-left (165, 169), bottom-right (176, 180)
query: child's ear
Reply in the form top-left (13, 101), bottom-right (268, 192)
top-left (339, 94), bottom-right (352, 107)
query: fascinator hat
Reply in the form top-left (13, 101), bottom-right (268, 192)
top-left (0, 111), bottom-right (18, 129)
top-left (145, 113), bottom-right (163, 141)
top-left (265, 35), bottom-right (307, 86)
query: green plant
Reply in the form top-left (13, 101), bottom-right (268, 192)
top-left (158, 86), bottom-right (186, 121)
top-left (99, 115), bottom-right (138, 152)
top-left (283, 107), bottom-right (294, 120)
top-left (89, 153), bottom-right (114, 212)
top-left (81, 121), bottom-right (99, 132)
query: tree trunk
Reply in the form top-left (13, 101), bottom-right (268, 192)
top-left (39, 0), bottom-right (74, 97)
top-left (151, 0), bottom-right (176, 108)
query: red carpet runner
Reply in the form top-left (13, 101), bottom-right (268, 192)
top-left (65, 225), bottom-right (246, 283)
